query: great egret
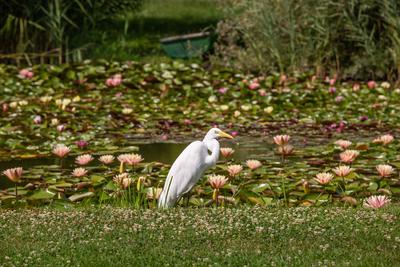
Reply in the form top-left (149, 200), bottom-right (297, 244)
top-left (158, 128), bottom-right (234, 208)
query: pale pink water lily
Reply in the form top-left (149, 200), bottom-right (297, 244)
top-left (334, 140), bottom-right (352, 149)
top-left (273, 135), bottom-right (290, 146)
top-left (339, 150), bottom-right (360, 163)
top-left (364, 195), bottom-right (390, 209)
top-left (231, 131), bottom-right (238, 137)
top-left (315, 172), bottom-right (333, 185)
top-left (106, 74), bottom-right (122, 87)
top-left (278, 145), bottom-right (294, 155)
top-left (246, 160), bottom-right (262, 170)
top-left (208, 175), bottom-right (228, 189)
top-left (367, 80), bottom-right (376, 89)
top-left (227, 164), bottom-right (243, 177)
top-left (75, 140), bottom-right (89, 149)
top-left (218, 87), bottom-right (228, 94)
top-left (335, 96), bottom-right (344, 103)
top-left (352, 83), bottom-right (360, 91)
top-left (18, 69), bottom-right (34, 79)
top-left (248, 82), bottom-right (260, 90)
top-left (3, 167), bottom-right (23, 182)
top-left (99, 155), bottom-right (115, 165)
top-left (258, 89), bottom-right (267, 96)
top-left (56, 124), bottom-right (65, 132)
top-left (33, 115), bottom-right (42, 124)
top-left (333, 166), bottom-right (353, 177)
top-left (117, 153), bottom-right (143, 166)
top-left (113, 173), bottom-right (132, 189)
top-left (52, 144), bottom-right (70, 158)
top-left (220, 147), bottom-right (235, 158)
top-left (72, 167), bottom-right (87, 177)
top-left (373, 134), bottom-right (394, 145)
top-left (329, 87), bottom-right (336, 94)
top-left (75, 154), bottom-right (94, 165)
top-left (376, 164), bottom-right (394, 178)
top-left (329, 78), bottom-right (336, 86)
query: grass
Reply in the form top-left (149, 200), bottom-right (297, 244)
top-left (72, 0), bottom-right (222, 61)
top-left (1, 206), bottom-right (399, 266)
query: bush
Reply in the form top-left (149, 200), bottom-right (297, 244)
top-left (212, 0), bottom-right (400, 81)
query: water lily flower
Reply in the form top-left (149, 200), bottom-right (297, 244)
top-left (218, 87), bottom-right (228, 94)
top-left (352, 83), bottom-right (360, 91)
top-left (52, 144), bottom-right (70, 158)
top-left (118, 154), bottom-right (143, 166)
top-left (56, 125), bottom-right (65, 132)
top-left (33, 115), bottom-right (42, 124)
top-left (9, 102), bottom-right (18, 108)
top-left (208, 95), bottom-right (217, 103)
top-left (220, 105), bottom-right (229, 111)
top-left (329, 87), bottom-right (336, 94)
top-left (381, 82), bottom-right (391, 89)
top-left (75, 154), bottom-right (94, 165)
top-left (376, 164), bottom-right (394, 178)
top-left (264, 106), bottom-right (273, 114)
top-left (233, 111), bottom-right (241, 117)
top-left (227, 164), bottom-right (243, 177)
top-left (367, 80), bottom-right (376, 89)
top-left (2, 103), bottom-right (8, 112)
top-left (75, 140), bottom-right (88, 149)
top-left (231, 131), bottom-right (238, 137)
top-left (278, 145), bottom-right (294, 155)
top-left (183, 119), bottom-right (192, 125)
top-left (220, 147), bottom-right (235, 158)
top-left (359, 115), bottom-right (368, 122)
top-left (248, 82), bottom-right (260, 90)
top-left (72, 167), bottom-right (87, 177)
top-left (99, 155), bottom-right (115, 165)
top-left (40, 96), bottom-right (53, 103)
top-left (246, 160), bottom-right (262, 170)
top-left (315, 172), bottom-right (333, 185)
top-left (18, 69), bottom-right (33, 79)
top-left (364, 195), bottom-right (390, 209)
top-left (334, 140), bottom-right (352, 150)
top-left (258, 89), bottom-right (267, 96)
top-left (18, 100), bottom-right (28, 106)
top-left (3, 167), bottom-right (23, 182)
top-left (333, 166), bottom-right (353, 177)
top-left (335, 96), bottom-right (344, 103)
top-left (373, 134), bottom-right (394, 145)
top-left (106, 74), bottom-right (122, 87)
top-left (208, 175), bottom-right (228, 189)
top-left (339, 150), bottom-right (360, 163)
top-left (273, 135), bottom-right (290, 146)
top-left (113, 173), bottom-right (132, 189)
top-left (122, 108), bottom-right (133, 115)
top-left (329, 78), bottom-right (336, 86)
top-left (51, 118), bottom-right (59, 126)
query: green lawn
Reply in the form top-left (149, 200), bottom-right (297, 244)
top-left (1, 206), bottom-right (399, 266)
top-left (73, 0), bottom-right (222, 61)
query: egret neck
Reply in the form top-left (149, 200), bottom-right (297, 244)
top-left (203, 137), bottom-right (220, 167)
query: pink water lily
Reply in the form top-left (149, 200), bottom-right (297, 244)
top-left (18, 69), bottom-right (34, 79)
top-left (72, 167), bottom-right (87, 177)
top-left (3, 167), bottom-right (23, 182)
top-left (273, 135), bottom-right (290, 146)
top-left (99, 155), bottom-right (115, 165)
top-left (75, 154), bottom-right (94, 165)
top-left (339, 150), bottom-right (359, 163)
top-left (246, 160), bottom-right (262, 170)
top-left (227, 164), bottom-right (243, 177)
top-left (334, 140), bottom-right (352, 150)
top-left (106, 74), bottom-right (122, 87)
top-left (364, 195), bottom-right (390, 209)
top-left (220, 147), bottom-right (235, 158)
top-left (315, 172), bottom-right (333, 185)
top-left (376, 164), bottom-right (394, 178)
top-left (52, 144), bottom-right (70, 158)
top-left (208, 175), bottom-right (228, 189)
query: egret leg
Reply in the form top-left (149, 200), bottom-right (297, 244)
top-left (185, 191), bottom-right (191, 207)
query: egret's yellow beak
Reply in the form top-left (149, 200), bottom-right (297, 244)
top-left (218, 130), bottom-right (234, 139)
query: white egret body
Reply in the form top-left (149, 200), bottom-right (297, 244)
top-left (158, 128), bottom-right (233, 208)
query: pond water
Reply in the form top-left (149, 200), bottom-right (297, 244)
top-left (0, 135), bottom-right (372, 189)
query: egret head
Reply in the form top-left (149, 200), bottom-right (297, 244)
top-left (204, 128), bottom-right (234, 141)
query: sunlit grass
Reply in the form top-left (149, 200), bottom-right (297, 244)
top-left (0, 206), bottom-right (399, 266)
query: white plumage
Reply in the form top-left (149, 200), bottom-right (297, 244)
top-left (158, 128), bottom-right (233, 208)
